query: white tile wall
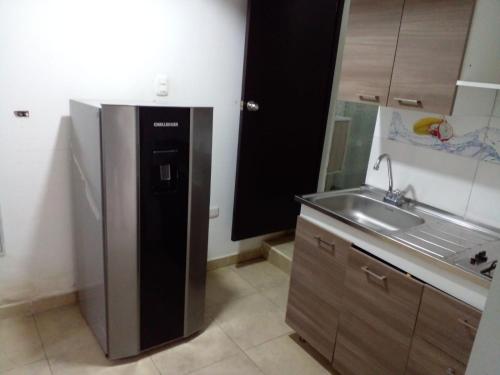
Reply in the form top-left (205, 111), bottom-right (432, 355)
top-left (466, 161), bottom-right (500, 228)
top-left (367, 134), bottom-right (478, 216)
top-left (493, 93), bottom-right (500, 117)
top-left (366, 90), bottom-right (500, 225)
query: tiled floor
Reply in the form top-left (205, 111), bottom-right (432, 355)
top-left (0, 260), bottom-right (336, 375)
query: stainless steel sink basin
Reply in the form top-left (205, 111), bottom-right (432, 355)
top-left (298, 186), bottom-right (500, 280)
top-left (310, 193), bottom-right (425, 233)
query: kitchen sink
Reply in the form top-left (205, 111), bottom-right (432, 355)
top-left (298, 186), bottom-right (500, 280)
top-left (310, 193), bottom-right (425, 233)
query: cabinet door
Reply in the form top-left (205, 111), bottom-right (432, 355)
top-left (406, 337), bottom-right (466, 375)
top-left (338, 0), bottom-right (404, 105)
top-left (286, 217), bottom-right (349, 360)
top-left (414, 285), bottom-right (482, 364)
top-left (333, 247), bottom-right (423, 375)
top-left (388, 0), bottom-right (475, 115)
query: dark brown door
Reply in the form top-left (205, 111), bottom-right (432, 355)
top-left (232, 0), bottom-right (344, 240)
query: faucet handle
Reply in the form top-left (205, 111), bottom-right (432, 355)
top-left (384, 189), bottom-right (406, 207)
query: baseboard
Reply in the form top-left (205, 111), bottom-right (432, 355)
top-left (0, 291), bottom-right (77, 320)
top-left (207, 247), bottom-right (265, 271)
top-left (1, 248), bottom-right (268, 319)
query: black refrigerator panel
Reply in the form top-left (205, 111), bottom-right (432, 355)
top-left (139, 107), bottom-right (191, 350)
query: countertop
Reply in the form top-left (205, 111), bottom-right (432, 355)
top-left (297, 185), bottom-right (498, 310)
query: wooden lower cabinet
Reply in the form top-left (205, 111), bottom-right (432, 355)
top-left (332, 247), bottom-right (423, 375)
top-left (406, 337), bottom-right (466, 375)
top-left (286, 218), bottom-right (482, 375)
top-left (285, 217), bottom-right (350, 360)
top-left (414, 286), bottom-right (481, 365)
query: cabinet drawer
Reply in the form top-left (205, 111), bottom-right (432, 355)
top-left (286, 217), bottom-right (349, 360)
top-left (415, 286), bottom-right (481, 364)
top-left (293, 216), bottom-right (350, 267)
top-left (406, 337), bottom-right (465, 375)
top-left (343, 247), bottom-right (423, 337)
top-left (333, 247), bottom-right (423, 375)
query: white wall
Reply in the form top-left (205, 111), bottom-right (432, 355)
top-left (365, 87), bottom-right (500, 228)
top-left (0, 0), bottom-right (260, 306)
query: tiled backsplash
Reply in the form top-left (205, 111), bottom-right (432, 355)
top-left (365, 87), bottom-right (500, 228)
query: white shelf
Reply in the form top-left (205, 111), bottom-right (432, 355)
top-left (457, 80), bottom-right (500, 90)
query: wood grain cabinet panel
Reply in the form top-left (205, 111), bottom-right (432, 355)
top-left (285, 217), bottom-right (350, 361)
top-left (406, 336), bottom-right (466, 375)
top-left (388, 0), bottom-right (475, 114)
top-left (414, 285), bottom-right (482, 365)
top-left (338, 0), bottom-right (405, 106)
top-left (332, 247), bottom-right (423, 375)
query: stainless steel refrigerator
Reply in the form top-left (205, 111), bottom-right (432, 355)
top-left (70, 100), bottom-right (212, 359)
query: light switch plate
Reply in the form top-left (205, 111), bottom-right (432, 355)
top-left (209, 207), bottom-right (219, 219)
top-left (155, 74), bottom-right (169, 97)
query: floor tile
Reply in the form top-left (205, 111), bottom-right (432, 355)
top-left (231, 261), bottom-right (289, 290)
top-left (216, 294), bottom-right (291, 350)
top-left (260, 281), bottom-right (290, 312)
top-left (205, 267), bottom-right (257, 307)
top-left (35, 305), bottom-right (96, 358)
top-left (188, 352), bottom-right (263, 375)
top-left (35, 305), bottom-right (86, 342)
top-left (246, 335), bottom-right (333, 375)
top-left (49, 342), bottom-right (159, 375)
top-left (151, 324), bottom-right (241, 375)
top-left (0, 359), bottom-right (51, 375)
top-left (0, 316), bottom-right (45, 372)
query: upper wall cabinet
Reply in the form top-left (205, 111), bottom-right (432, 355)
top-left (338, 0), bottom-right (405, 106)
top-left (338, 0), bottom-right (476, 115)
top-left (388, 0), bottom-right (475, 115)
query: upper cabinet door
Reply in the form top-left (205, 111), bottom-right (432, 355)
top-left (338, 0), bottom-right (404, 106)
top-left (388, 0), bottom-right (475, 115)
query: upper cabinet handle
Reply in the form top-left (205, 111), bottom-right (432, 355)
top-left (394, 98), bottom-right (422, 107)
top-left (457, 318), bottom-right (478, 332)
top-left (313, 235), bottom-right (335, 252)
top-left (361, 265), bottom-right (387, 282)
top-left (358, 94), bottom-right (379, 103)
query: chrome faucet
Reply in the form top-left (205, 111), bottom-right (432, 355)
top-left (373, 154), bottom-right (405, 206)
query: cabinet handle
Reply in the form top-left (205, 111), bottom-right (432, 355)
top-left (457, 318), bottom-right (478, 332)
top-left (361, 266), bottom-right (387, 281)
top-left (313, 236), bottom-right (335, 252)
top-left (358, 94), bottom-right (379, 103)
top-left (394, 97), bottom-right (422, 107)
